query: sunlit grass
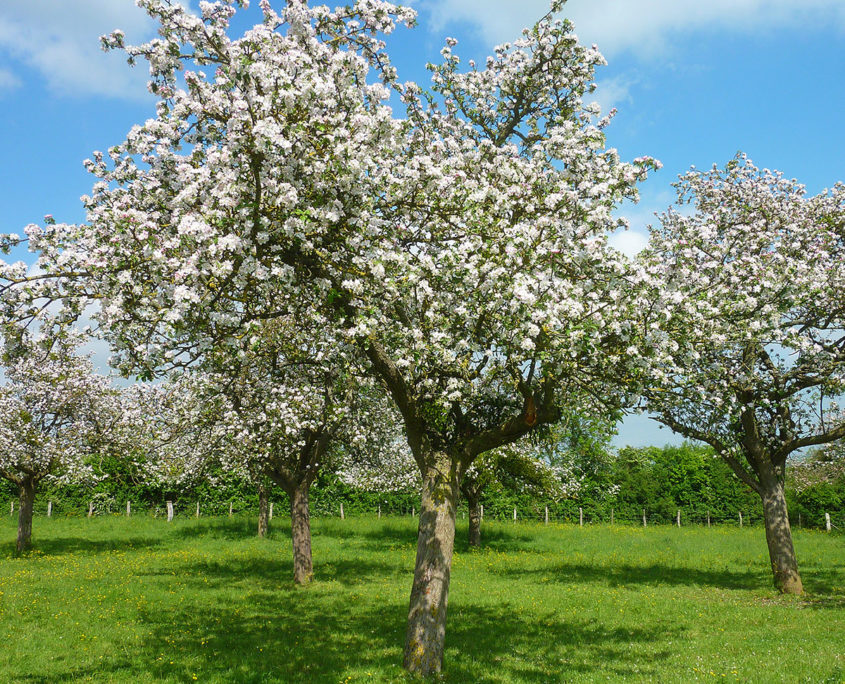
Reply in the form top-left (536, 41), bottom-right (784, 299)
top-left (0, 514), bottom-right (842, 682)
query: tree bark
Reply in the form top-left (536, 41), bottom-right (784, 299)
top-left (759, 472), bottom-right (803, 594)
top-left (290, 484), bottom-right (313, 585)
top-left (467, 493), bottom-right (481, 548)
top-left (17, 478), bottom-right (36, 554)
top-left (403, 452), bottom-right (460, 675)
top-left (257, 482), bottom-right (269, 538)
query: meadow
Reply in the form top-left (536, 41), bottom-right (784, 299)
top-left (0, 515), bottom-right (842, 683)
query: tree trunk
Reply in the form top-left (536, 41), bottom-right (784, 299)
top-left (467, 493), bottom-right (481, 548)
top-left (258, 483), bottom-right (269, 538)
top-left (290, 484), bottom-right (313, 585)
top-left (403, 452), bottom-right (460, 675)
top-left (759, 474), bottom-right (803, 594)
top-left (16, 478), bottom-right (36, 554)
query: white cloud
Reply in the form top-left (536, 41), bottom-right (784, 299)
top-left (0, 1), bottom-right (160, 100)
top-left (592, 74), bottom-right (635, 115)
top-left (422, 0), bottom-right (845, 58)
top-left (0, 66), bottom-right (20, 91)
top-left (609, 185), bottom-right (678, 257)
top-left (608, 229), bottom-right (648, 258)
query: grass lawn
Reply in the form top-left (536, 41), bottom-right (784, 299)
top-left (0, 514), bottom-right (842, 683)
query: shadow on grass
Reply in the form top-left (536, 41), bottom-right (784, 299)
top-left (170, 516), bottom-right (268, 542)
top-left (167, 553), bottom-right (408, 589)
top-left (453, 527), bottom-right (536, 554)
top-left (134, 601), bottom-right (676, 683)
top-left (497, 560), bottom-right (845, 604)
top-left (170, 517), bottom-right (539, 557)
top-left (800, 570), bottom-right (845, 603)
top-left (498, 560), bottom-right (770, 591)
top-left (39, 570), bottom-right (677, 683)
top-left (318, 520), bottom-right (538, 556)
top-left (447, 604), bottom-right (680, 682)
top-left (3, 535), bottom-right (164, 559)
top-left (170, 516), bottom-right (413, 544)
top-left (135, 544), bottom-right (680, 682)
top-left (315, 519), bottom-right (417, 545)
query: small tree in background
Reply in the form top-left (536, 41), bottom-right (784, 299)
top-left (0, 328), bottom-right (116, 552)
top-left (162, 316), bottom-right (402, 585)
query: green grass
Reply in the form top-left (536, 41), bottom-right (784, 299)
top-left (0, 515), bottom-right (843, 683)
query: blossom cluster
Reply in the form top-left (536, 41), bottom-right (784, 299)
top-left (0, 329), bottom-right (118, 487)
top-left (639, 155), bottom-right (845, 465)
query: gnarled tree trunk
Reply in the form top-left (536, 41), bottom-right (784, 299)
top-left (759, 471), bottom-right (802, 594)
top-left (290, 484), bottom-right (313, 585)
top-left (17, 478), bottom-right (36, 554)
top-left (257, 482), bottom-right (269, 538)
top-left (403, 451), bottom-right (460, 675)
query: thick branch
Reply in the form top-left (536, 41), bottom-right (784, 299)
top-left (461, 386), bottom-right (559, 466)
top-left (777, 422), bottom-right (845, 461)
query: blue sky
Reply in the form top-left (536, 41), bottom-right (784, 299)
top-left (0, 0), bottom-right (843, 447)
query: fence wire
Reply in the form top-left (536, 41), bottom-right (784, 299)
top-left (7, 497), bottom-right (844, 532)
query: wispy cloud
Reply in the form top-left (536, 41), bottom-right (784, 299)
top-left (608, 229), bottom-right (649, 258)
top-left (609, 185), bottom-right (678, 257)
top-left (0, 66), bottom-right (20, 91)
top-left (592, 74), bottom-right (636, 115)
top-left (421, 0), bottom-right (845, 57)
top-left (0, 0), bottom-right (160, 101)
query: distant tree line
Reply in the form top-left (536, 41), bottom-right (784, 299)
top-left (4, 442), bottom-right (840, 530)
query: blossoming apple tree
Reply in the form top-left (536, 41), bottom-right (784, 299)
top-left (0, 327), bottom-right (117, 553)
top-left (0, 0), bottom-right (660, 673)
top-left (640, 155), bottom-right (845, 594)
top-left (194, 319), bottom-right (399, 584)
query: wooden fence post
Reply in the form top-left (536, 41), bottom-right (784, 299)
top-left (340, 503), bottom-right (345, 520)
top-left (269, 502), bottom-right (274, 520)
top-left (378, 504), bottom-right (381, 519)
top-left (642, 509), bottom-right (647, 528)
top-left (677, 509), bottom-right (681, 528)
top-left (166, 501), bottom-right (174, 522)
top-left (10, 501), bottom-right (13, 516)
top-left (196, 501), bottom-right (200, 518)
top-left (544, 506), bottom-right (549, 525)
top-left (739, 511), bottom-right (743, 528)
top-left (126, 501), bottom-right (131, 517)
top-left (480, 504), bottom-right (483, 520)
top-left (88, 501), bottom-right (94, 518)
top-left (579, 507), bottom-right (583, 527)
top-left (47, 501), bottom-right (52, 517)
top-left (229, 502), bottom-right (233, 517)
top-left (513, 507), bottom-right (517, 522)
top-left (610, 508), bottom-right (614, 525)
top-left (411, 506), bottom-right (415, 518)
top-left (826, 512), bottom-right (832, 532)
top-left (707, 510), bottom-right (711, 528)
